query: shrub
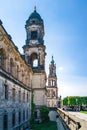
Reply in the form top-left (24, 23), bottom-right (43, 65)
top-left (40, 106), bottom-right (49, 122)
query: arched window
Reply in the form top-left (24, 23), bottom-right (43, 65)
top-left (12, 111), bottom-right (15, 127)
top-left (19, 90), bottom-right (21, 102)
top-left (30, 53), bottom-right (38, 68)
top-left (0, 48), bottom-right (6, 69)
top-left (12, 88), bottom-right (16, 101)
top-left (50, 81), bottom-right (52, 86)
top-left (23, 91), bottom-right (25, 102)
top-left (10, 58), bottom-right (14, 74)
top-left (27, 92), bottom-right (28, 102)
top-left (17, 65), bottom-right (19, 79)
top-left (3, 114), bottom-right (8, 130)
top-left (0, 53), bottom-right (3, 67)
top-left (23, 110), bottom-right (25, 121)
top-left (31, 31), bottom-right (37, 40)
top-left (4, 84), bottom-right (8, 100)
top-left (26, 109), bottom-right (28, 119)
top-left (33, 59), bottom-right (38, 67)
top-left (19, 110), bottom-right (21, 124)
top-left (53, 81), bottom-right (55, 86)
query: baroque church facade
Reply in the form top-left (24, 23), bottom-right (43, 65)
top-left (0, 7), bottom-right (59, 130)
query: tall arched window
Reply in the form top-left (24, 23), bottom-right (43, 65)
top-left (19, 110), bottom-right (21, 124)
top-left (33, 59), bottom-right (38, 67)
top-left (4, 84), bottom-right (8, 100)
top-left (27, 92), bottom-right (28, 102)
top-left (19, 90), bottom-right (21, 102)
top-left (12, 111), bottom-right (15, 127)
top-left (0, 53), bottom-right (3, 67)
top-left (23, 91), bottom-right (25, 102)
top-left (0, 48), bottom-right (6, 69)
top-left (3, 114), bottom-right (8, 130)
top-left (10, 58), bottom-right (14, 74)
top-left (12, 88), bottom-right (16, 101)
top-left (17, 65), bottom-right (19, 79)
top-left (26, 109), bottom-right (28, 119)
top-left (23, 110), bottom-right (25, 121)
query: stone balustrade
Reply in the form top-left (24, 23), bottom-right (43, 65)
top-left (57, 108), bottom-right (81, 130)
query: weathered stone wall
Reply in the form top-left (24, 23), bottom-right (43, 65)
top-left (0, 75), bottom-right (31, 130)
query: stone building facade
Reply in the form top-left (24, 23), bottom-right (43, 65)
top-left (0, 19), bottom-right (32, 129)
top-left (0, 7), bottom-right (59, 130)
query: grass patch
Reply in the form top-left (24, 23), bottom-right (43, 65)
top-left (31, 121), bottom-right (57, 130)
top-left (80, 111), bottom-right (87, 114)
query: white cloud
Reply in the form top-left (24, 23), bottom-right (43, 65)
top-left (58, 66), bottom-right (64, 71)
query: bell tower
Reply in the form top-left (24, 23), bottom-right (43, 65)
top-left (46, 56), bottom-right (58, 108)
top-left (23, 7), bottom-right (46, 107)
top-left (23, 6), bottom-right (46, 71)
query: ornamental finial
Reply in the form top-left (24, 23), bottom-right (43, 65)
top-left (34, 6), bottom-right (36, 12)
top-left (51, 55), bottom-right (54, 64)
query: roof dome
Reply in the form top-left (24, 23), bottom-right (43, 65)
top-left (26, 6), bottom-right (43, 26)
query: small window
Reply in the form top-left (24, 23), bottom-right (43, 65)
top-left (32, 20), bottom-right (35, 24)
top-left (31, 31), bottom-right (37, 40)
top-left (3, 114), bottom-right (8, 130)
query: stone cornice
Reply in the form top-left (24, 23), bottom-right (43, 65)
top-left (0, 68), bottom-right (31, 91)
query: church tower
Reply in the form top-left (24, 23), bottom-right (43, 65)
top-left (23, 7), bottom-right (46, 107)
top-left (46, 56), bottom-right (58, 108)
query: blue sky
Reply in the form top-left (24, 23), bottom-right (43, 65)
top-left (0, 0), bottom-right (87, 98)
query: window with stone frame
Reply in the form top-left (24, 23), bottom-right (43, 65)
top-left (12, 88), bottom-right (16, 101)
top-left (4, 84), bottom-right (8, 100)
top-left (19, 90), bottom-right (21, 102)
top-left (23, 110), bottom-right (25, 121)
top-left (19, 110), bottom-right (21, 124)
top-left (0, 53), bottom-right (4, 67)
top-left (47, 90), bottom-right (50, 97)
top-left (27, 92), bottom-right (28, 102)
top-left (3, 114), bottom-right (8, 130)
top-left (12, 111), bottom-right (15, 127)
top-left (23, 91), bottom-right (25, 102)
top-left (0, 49), bottom-right (6, 69)
top-left (26, 109), bottom-right (28, 119)
top-left (10, 58), bottom-right (14, 74)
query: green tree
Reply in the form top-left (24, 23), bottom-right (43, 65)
top-left (63, 96), bottom-right (87, 106)
top-left (30, 91), bottom-right (35, 124)
top-left (40, 106), bottom-right (49, 122)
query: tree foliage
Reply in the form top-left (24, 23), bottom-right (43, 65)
top-left (63, 96), bottom-right (87, 106)
top-left (30, 92), bottom-right (35, 124)
top-left (40, 106), bottom-right (49, 122)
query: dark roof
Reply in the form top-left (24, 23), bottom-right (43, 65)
top-left (29, 10), bottom-right (42, 20)
top-left (26, 8), bottom-right (43, 26)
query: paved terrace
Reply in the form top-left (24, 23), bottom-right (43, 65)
top-left (68, 112), bottom-right (87, 130)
